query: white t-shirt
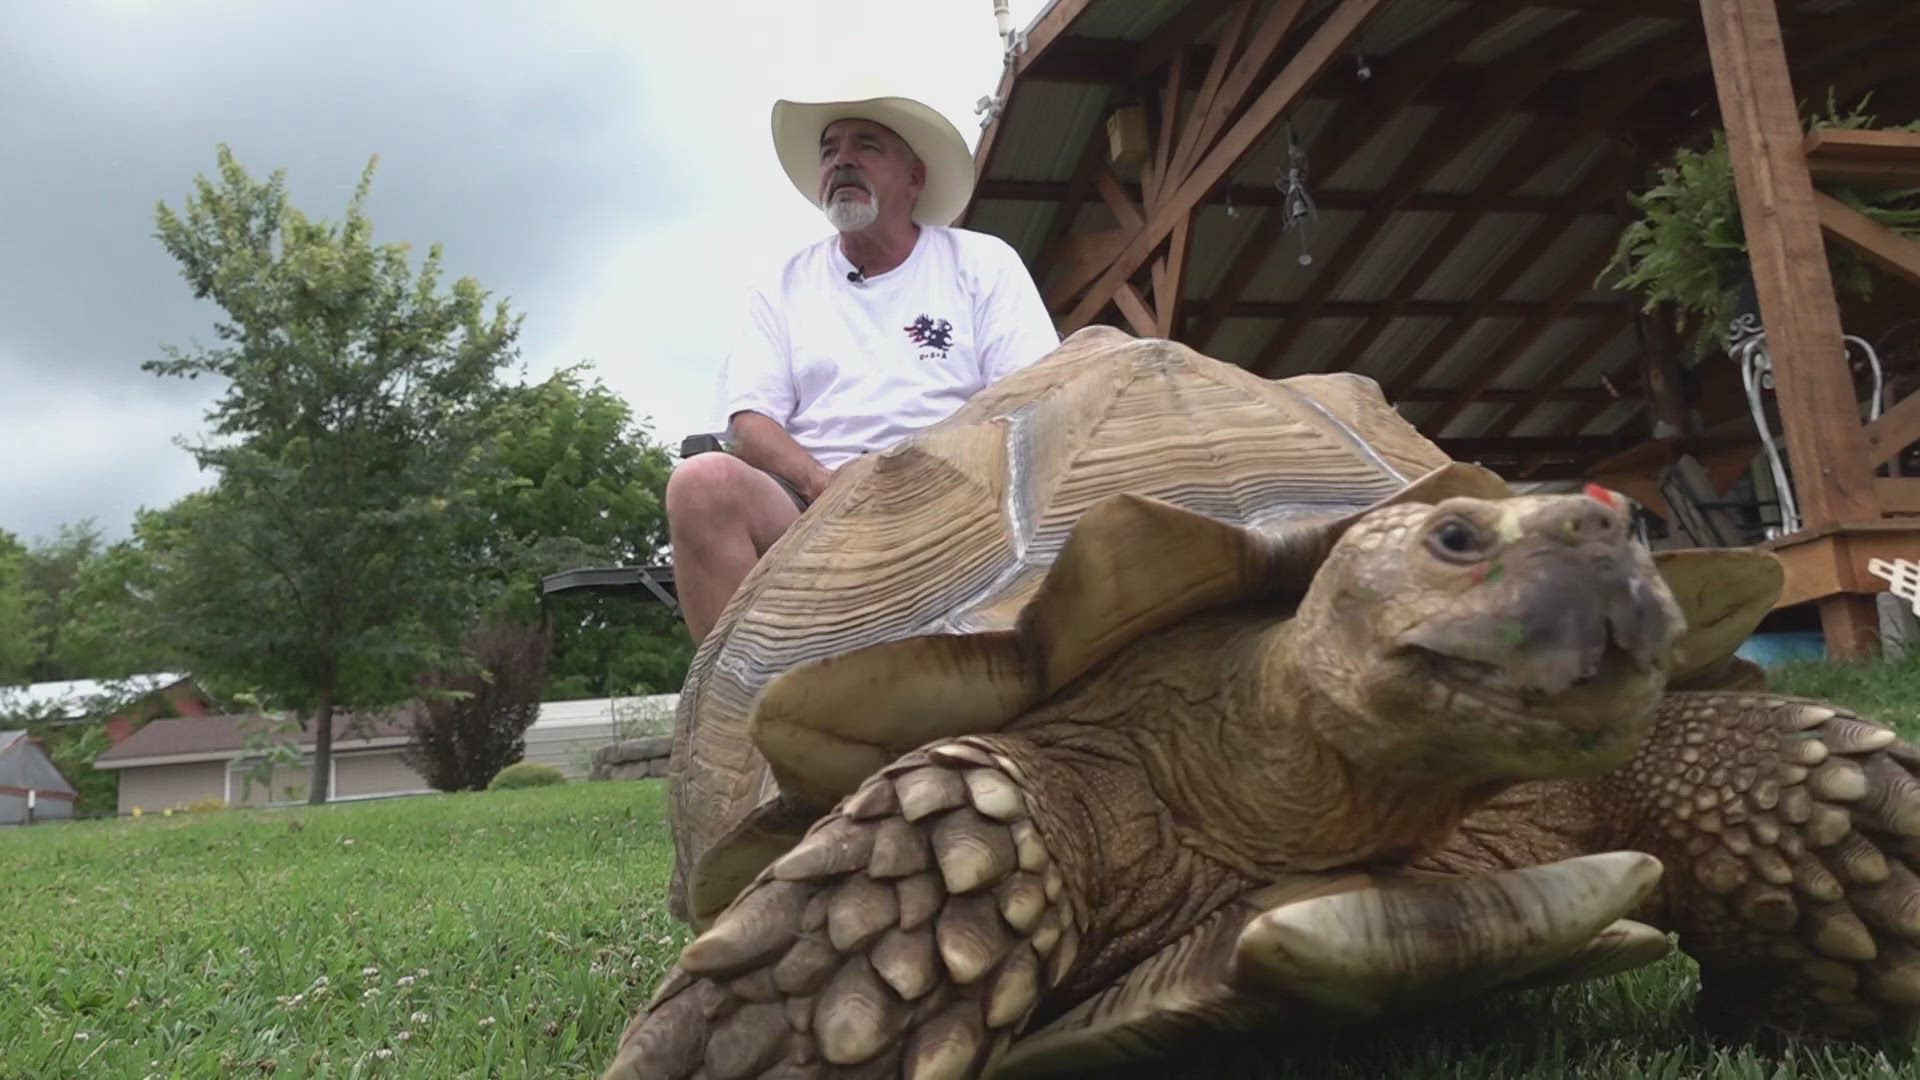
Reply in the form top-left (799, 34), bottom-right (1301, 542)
top-left (718, 225), bottom-right (1060, 469)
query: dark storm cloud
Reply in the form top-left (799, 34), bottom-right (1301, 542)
top-left (0, 0), bottom-right (683, 543)
top-left (0, 0), bottom-right (1034, 547)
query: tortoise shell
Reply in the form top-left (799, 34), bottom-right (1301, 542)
top-left (664, 326), bottom-right (1777, 924)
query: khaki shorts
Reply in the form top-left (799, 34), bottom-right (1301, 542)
top-left (763, 470), bottom-right (810, 512)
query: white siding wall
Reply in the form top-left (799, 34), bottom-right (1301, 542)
top-left (1, 792), bottom-right (76, 824)
top-left (228, 759), bottom-right (314, 807)
top-left (119, 760), bottom-right (227, 814)
top-left (523, 722), bottom-right (619, 779)
top-left (103, 694), bottom-right (681, 812)
top-left (334, 750), bottom-right (433, 799)
top-left (522, 696), bottom-right (675, 779)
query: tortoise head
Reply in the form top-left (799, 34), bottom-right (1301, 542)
top-left (1290, 489), bottom-right (1685, 783)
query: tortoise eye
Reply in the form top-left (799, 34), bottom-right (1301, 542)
top-left (1427, 517), bottom-right (1490, 563)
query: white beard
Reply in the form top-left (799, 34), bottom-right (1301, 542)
top-left (824, 190), bottom-right (879, 232)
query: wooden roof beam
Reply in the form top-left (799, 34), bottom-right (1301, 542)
top-left (1180, 1), bottom-right (1530, 350)
top-left (1649, 4), bottom-right (1920, 120)
top-left (1186, 210), bottom-right (1289, 352)
top-left (1380, 214), bottom-right (1594, 398)
top-left (1044, 0), bottom-right (1282, 315)
top-left (1245, 0), bottom-right (1534, 191)
top-left (1317, 116), bottom-right (1570, 376)
top-left (1170, 0), bottom-right (1309, 186)
top-left (1811, 36), bottom-right (1920, 109)
top-left (1805, 129), bottom-right (1920, 189)
top-left (1036, 136), bottom-right (1130, 310)
top-left (1221, 299), bottom-right (1628, 319)
top-left (1036, 6), bottom-right (1858, 96)
top-left (1378, 150), bottom-right (1638, 398)
top-left (975, 179), bottom-right (1619, 215)
top-left (1141, 20), bottom-right (1200, 207)
top-left (1354, 27), bottom-right (1697, 396)
top-left (970, 0), bottom-right (1101, 186)
top-left (1512, 0), bottom-right (1823, 27)
top-left (1395, 386), bottom-right (1621, 404)
top-left (1422, 247), bottom-right (1635, 437)
top-left (1034, 129), bottom-right (1113, 272)
top-left (1476, 310), bottom-right (1636, 438)
top-left (1027, 44), bottom-right (1704, 129)
top-left (1046, 0), bottom-right (1310, 316)
top-left (1319, 15), bottom-right (1699, 376)
top-left (1435, 433), bottom-right (1756, 457)
top-left (1865, 385), bottom-right (1920, 469)
top-left (1059, 0), bottom-right (1393, 334)
top-left (1240, 2), bottom-right (1590, 373)
top-left (1814, 190), bottom-right (1920, 290)
top-left (1397, 8), bottom-right (1889, 430)
top-left (1127, 0), bottom-right (1246, 82)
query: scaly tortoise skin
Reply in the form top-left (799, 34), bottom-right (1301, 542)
top-left (616, 327), bottom-right (1920, 1078)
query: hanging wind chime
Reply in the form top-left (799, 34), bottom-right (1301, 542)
top-left (1277, 121), bottom-right (1318, 266)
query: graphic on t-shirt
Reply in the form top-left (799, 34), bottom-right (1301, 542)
top-left (904, 314), bottom-right (956, 358)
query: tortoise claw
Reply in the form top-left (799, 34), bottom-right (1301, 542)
top-left (1231, 851), bottom-right (1665, 1016)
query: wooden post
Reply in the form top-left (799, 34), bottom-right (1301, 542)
top-left (1700, 0), bottom-right (1883, 657)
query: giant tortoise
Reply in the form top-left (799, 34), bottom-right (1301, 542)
top-left (608, 326), bottom-right (1920, 1079)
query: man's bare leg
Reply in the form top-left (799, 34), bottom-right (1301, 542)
top-left (665, 452), bottom-right (803, 643)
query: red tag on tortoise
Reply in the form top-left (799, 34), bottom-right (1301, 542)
top-left (1584, 482), bottom-right (1618, 508)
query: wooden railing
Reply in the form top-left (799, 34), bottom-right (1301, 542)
top-left (1752, 129), bottom-right (1920, 624)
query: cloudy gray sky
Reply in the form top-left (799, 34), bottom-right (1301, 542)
top-left (2, 0), bottom-right (1044, 545)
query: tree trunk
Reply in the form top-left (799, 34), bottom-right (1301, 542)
top-left (307, 684), bottom-right (335, 805)
top-left (1641, 303), bottom-right (1695, 440)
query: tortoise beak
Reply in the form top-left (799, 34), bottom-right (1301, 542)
top-left (1398, 531), bottom-right (1681, 697)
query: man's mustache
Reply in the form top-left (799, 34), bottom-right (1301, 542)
top-left (824, 167), bottom-right (871, 196)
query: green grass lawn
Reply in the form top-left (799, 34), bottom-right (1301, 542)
top-left (0, 781), bottom-right (691, 1079)
top-left (7, 654), bottom-right (1920, 1079)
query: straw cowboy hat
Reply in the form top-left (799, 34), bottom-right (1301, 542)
top-left (771, 86), bottom-right (975, 227)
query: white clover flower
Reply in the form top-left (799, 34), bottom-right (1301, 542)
top-left (374, 1048), bottom-right (392, 1060)
top-left (395, 975), bottom-right (415, 988)
top-left (478, 1016), bottom-right (497, 1029)
top-left (362, 966), bottom-right (380, 978)
top-left (410, 1011), bottom-right (430, 1025)
top-left (397, 1031), bottom-right (411, 1042)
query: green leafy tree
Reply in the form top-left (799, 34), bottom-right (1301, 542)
top-left (0, 529), bottom-right (32, 685)
top-left (467, 369), bottom-right (692, 699)
top-left (46, 522), bottom-right (188, 681)
top-left (28, 723), bottom-right (116, 817)
top-left (142, 145), bottom-right (521, 804)
top-left (1605, 94), bottom-right (1920, 359)
top-left (9, 521), bottom-right (109, 682)
top-left (0, 520), bottom-right (179, 686)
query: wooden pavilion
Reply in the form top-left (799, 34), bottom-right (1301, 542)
top-left (958, 0), bottom-right (1920, 657)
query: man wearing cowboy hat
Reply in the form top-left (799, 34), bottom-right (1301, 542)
top-left (666, 89), bottom-right (1059, 643)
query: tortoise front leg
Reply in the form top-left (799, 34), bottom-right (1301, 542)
top-left (1432, 690), bottom-right (1920, 1043)
top-left (603, 735), bottom-right (1095, 1080)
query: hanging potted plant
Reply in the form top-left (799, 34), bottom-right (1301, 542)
top-left (1604, 94), bottom-right (1920, 361)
